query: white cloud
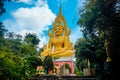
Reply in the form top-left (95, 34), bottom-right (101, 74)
top-left (70, 26), bottom-right (83, 45)
top-left (3, 0), bottom-right (56, 48)
top-left (16, 0), bottom-right (33, 4)
top-left (35, 0), bottom-right (47, 7)
top-left (12, 5), bottom-right (55, 32)
top-left (38, 36), bottom-right (47, 48)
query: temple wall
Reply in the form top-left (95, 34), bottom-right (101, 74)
top-left (54, 61), bottom-right (75, 74)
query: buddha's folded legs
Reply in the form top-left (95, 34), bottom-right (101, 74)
top-left (52, 50), bottom-right (74, 58)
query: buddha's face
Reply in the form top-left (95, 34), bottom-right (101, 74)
top-left (54, 26), bottom-right (63, 36)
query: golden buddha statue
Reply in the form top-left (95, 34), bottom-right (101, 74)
top-left (40, 6), bottom-right (74, 59)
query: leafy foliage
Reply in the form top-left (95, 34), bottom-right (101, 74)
top-left (0, 32), bottom-right (41, 79)
top-left (0, 22), bottom-right (7, 37)
top-left (43, 55), bottom-right (54, 74)
top-left (24, 33), bottom-right (40, 46)
top-left (77, 0), bottom-right (120, 79)
top-left (78, 0), bottom-right (120, 39)
top-left (75, 38), bottom-right (106, 78)
top-left (0, 0), bottom-right (6, 15)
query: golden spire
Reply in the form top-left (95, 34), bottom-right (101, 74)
top-left (59, 5), bottom-right (62, 15)
top-left (53, 6), bottom-right (66, 29)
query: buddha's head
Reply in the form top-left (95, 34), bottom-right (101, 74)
top-left (53, 22), bottom-right (64, 36)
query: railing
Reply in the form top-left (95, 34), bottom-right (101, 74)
top-left (29, 74), bottom-right (96, 80)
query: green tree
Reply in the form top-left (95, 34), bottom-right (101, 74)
top-left (0, 0), bottom-right (6, 16)
top-left (75, 38), bottom-right (106, 78)
top-left (78, 0), bottom-right (119, 39)
top-left (5, 32), bottom-right (21, 54)
top-left (24, 33), bottom-right (40, 46)
top-left (19, 43), bottom-right (38, 56)
top-left (0, 22), bottom-right (7, 50)
top-left (0, 47), bottom-right (26, 80)
top-left (74, 38), bottom-right (87, 70)
top-left (23, 56), bottom-right (42, 78)
top-left (6, 32), bottom-right (15, 39)
top-left (43, 55), bottom-right (54, 74)
top-left (0, 22), bottom-right (7, 38)
top-left (78, 0), bottom-right (120, 79)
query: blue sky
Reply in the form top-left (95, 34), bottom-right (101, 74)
top-left (0, 0), bottom-right (84, 48)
